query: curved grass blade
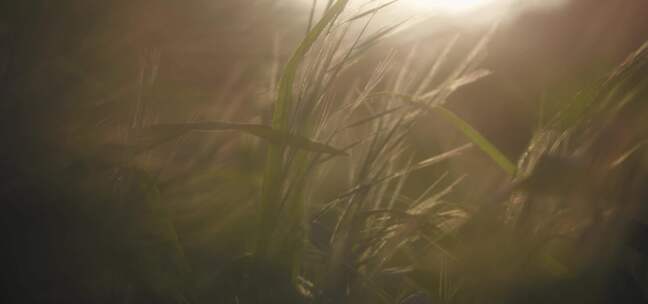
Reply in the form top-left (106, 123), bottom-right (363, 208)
top-left (382, 91), bottom-right (516, 176)
top-left (137, 122), bottom-right (347, 155)
top-left (434, 106), bottom-right (516, 176)
top-left (258, 0), bottom-right (349, 260)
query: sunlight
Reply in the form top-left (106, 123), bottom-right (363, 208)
top-left (407, 0), bottom-right (497, 14)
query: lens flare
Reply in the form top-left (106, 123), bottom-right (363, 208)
top-left (409, 0), bottom-right (497, 13)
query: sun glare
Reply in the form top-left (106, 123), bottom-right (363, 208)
top-left (408, 0), bottom-right (497, 13)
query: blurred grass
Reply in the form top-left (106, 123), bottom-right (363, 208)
top-left (3, 1), bottom-right (648, 304)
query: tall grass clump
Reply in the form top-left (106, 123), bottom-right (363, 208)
top-left (431, 40), bottom-right (648, 304)
top-left (180, 1), bottom-right (506, 303)
top-left (2, 0), bottom-right (560, 304)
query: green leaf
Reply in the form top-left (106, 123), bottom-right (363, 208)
top-left (381, 91), bottom-right (516, 176)
top-left (137, 122), bottom-right (347, 155)
top-left (434, 106), bottom-right (516, 176)
top-left (257, 0), bottom-right (350, 260)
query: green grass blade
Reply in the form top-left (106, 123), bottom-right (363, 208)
top-left (272, 0), bottom-right (349, 130)
top-left (257, 0), bottom-right (349, 259)
top-left (137, 122), bottom-right (347, 155)
top-left (434, 106), bottom-right (516, 176)
top-left (382, 89), bottom-right (516, 176)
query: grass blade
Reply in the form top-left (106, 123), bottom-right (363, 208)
top-left (137, 122), bottom-right (348, 155)
top-left (434, 106), bottom-right (516, 176)
top-left (257, 0), bottom-right (349, 268)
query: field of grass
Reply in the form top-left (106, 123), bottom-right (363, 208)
top-left (2, 1), bottom-right (648, 303)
